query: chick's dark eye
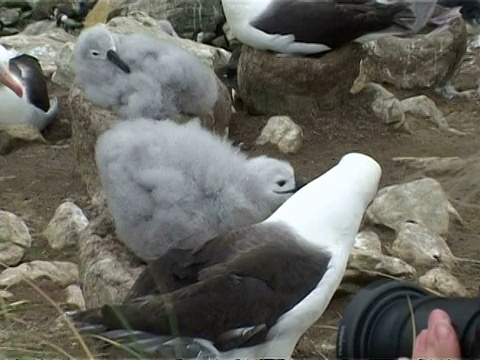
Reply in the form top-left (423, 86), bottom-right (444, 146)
top-left (91, 50), bottom-right (100, 56)
top-left (277, 180), bottom-right (286, 187)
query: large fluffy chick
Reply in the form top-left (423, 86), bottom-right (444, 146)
top-left (95, 118), bottom-right (300, 262)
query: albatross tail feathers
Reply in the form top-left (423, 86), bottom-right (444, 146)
top-left (31, 96), bottom-right (59, 131)
top-left (69, 309), bottom-right (220, 359)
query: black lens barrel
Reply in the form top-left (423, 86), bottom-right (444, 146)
top-left (337, 279), bottom-right (480, 359)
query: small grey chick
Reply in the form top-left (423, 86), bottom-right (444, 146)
top-left (74, 25), bottom-right (219, 121)
top-left (95, 118), bottom-right (303, 262)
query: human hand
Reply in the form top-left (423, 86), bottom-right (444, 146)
top-left (402, 309), bottom-right (461, 359)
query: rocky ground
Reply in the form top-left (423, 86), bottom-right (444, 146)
top-left (0, 1), bottom-right (479, 357)
top-left (0, 77), bottom-right (478, 358)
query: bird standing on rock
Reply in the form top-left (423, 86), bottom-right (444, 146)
top-left (221, 0), bottom-right (461, 56)
top-left (74, 25), bottom-right (219, 121)
top-left (0, 45), bottom-right (58, 131)
top-left (71, 152), bottom-right (382, 359)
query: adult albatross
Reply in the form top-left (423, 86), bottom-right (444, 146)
top-left (0, 45), bottom-right (58, 131)
top-left (71, 152), bottom-right (382, 359)
top-left (221, 0), bottom-right (459, 56)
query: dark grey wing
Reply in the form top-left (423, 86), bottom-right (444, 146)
top-left (124, 223), bottom-right (279, 301)
top-left (74, 238), bottom-right (332, 352)
top-left (249, 0), bottom-right (409, 48)
top-left (9, 54), bottom-right (50, 112)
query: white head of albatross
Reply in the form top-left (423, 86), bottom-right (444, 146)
top-left (0, 44), bottom-right (58, 131)
top-left (70, 152), bottom-right (382, 360)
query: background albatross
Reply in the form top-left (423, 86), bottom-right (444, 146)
top-left (71, 152), bottom-right (382, 359)
top-left (221, 0), bottom-right (460, 56)
top-left (0, 44), bottom-right (58, 131)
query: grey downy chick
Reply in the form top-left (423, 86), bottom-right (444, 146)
top-left (95, 118), bottom-right (302, 262)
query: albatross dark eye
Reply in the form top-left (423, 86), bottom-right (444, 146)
top-left (90, 50), bottom-right (100, 57)
top-left (276, 180), bottom-right (286, 187)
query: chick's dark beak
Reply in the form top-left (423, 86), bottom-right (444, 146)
top-left (106, 50), bottom-right (131, 73)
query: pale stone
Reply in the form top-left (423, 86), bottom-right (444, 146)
top-left (0, 260), bottom-right (79, 287)
top-left (391, 221), bottom-right (456, 272)
top-left (256, 116), bottom-right (303, 154)
top-left (419, 267), bottom-right (470, 296)
top-left (366, 178), bottom-right (454, 235)
top-left (0, 210), bottom-right (32, 248)
top-left (43, 202), bottom-right (89, 249)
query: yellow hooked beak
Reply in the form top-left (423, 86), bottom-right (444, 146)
top-left (0, 66), bottom-right (23, 98)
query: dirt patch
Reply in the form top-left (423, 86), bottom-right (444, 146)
top-left (0, 81), bottom-right (478, 358)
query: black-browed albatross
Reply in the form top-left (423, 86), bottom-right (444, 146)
top-left (0, 45), bottom-right (58, 131)
top-left (221, 0), bottom-right (460, 56)
top-left (71, 152), bottom-right (382, 359)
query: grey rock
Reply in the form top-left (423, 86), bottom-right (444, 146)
top-left (419, 267), bottom-right (470, 296)
top-left (391, 221), bottom-right (456, 272)
top-left (0, 7), bottom-right (22, 26)
top-left (51, 42), bottom-right (75, 89)
top-left (0, 1), bottom-right (30, 9)
top-left (347, 249), bottom-right (417, 281)
top-left (453, 33), bottom-right (480, 91)
top-left (43, 201), bottom-right (89, 250)
top-left (64, 284), bottom-right (86, 310)
top-left (353, 18), bottom-right (468, 90)
top-left (21, 19), bottom-right (56, 35)
top-left (0, 243), bottom-right (25, 266)
top-left (0, 210), bottom-right (31, 248)
top-left (366, 178), bottom-right (455, 235)
top-left (77, 209), bottom-right (144, 308)
top-left (0, 260), bottom-right (79, 287)
top-left (124, 0), bottom-right (224, 38)
top-left (0, 124), bottom-right (47, 155)
top-left (237, 43), bottom-right (366, 116)
top-left (353, 230), bottom-right (382, 254)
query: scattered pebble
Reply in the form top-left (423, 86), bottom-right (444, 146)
top-left (43, 201), bottom-right (89, 250)
top-left (391, 221), bottom-right (456, 272)
top-left (65, 284), bottom-right (86, 310)
top-left (256, 116), bottom-right (303, 154)
top-left (0, 260), bottom-right (79, 288)
top-left (419, 267), bottom-right (470, 296)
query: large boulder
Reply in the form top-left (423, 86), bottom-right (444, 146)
top-left (124, 0), bottom-right (224, 38)
top-left (352, 18), bottom-right (468, 91)
top-left (237, 43), bottom-right (367, 116)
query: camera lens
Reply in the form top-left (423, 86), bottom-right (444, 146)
top-left (336, 279), bottom-right (480, 359)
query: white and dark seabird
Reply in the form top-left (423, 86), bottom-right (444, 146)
top-left (221, 0), bottom-right (460, 56)
top-left (71, 152), bottom-right (382, 359)
top-left (0, 45), bottom-right (58, 131)
top-left (95, 118), bottom-right (302, 262)
top-left (74, 25), bottom-right (219, 121)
